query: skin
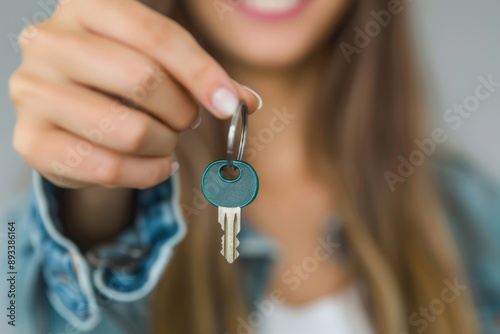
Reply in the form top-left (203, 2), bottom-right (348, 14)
top-left (10, 0), bottom-right (350, 304)
top-left (9, 0), bottom-right (259, 245)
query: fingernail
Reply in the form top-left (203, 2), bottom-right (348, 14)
top-left (170, 161), bottom-right (180, 176)
top-left (242, 85), bottom-right (263, 110)
top-left (212, 87), bottom-right (239, 116)
top-left (190, 115), bottom-right (202, 129)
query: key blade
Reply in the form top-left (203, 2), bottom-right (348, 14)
top-left (218, 207), bottom-right (241, 263)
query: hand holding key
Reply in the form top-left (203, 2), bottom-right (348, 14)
top-left (201, 104), bottom-right (259, 263)
top-left (9, 0), bottom-right (260, 190)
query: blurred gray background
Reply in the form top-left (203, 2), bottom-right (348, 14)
top-left (0, 0), bottom-right (499, 209)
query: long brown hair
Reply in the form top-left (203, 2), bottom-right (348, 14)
top-left (144, 1), bottom-right (479, 333)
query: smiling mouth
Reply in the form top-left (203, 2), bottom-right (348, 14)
top-left (239, 0), bottom-right (311, 21)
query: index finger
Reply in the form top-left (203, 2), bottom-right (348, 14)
top-left (62, 0), bottom-right (260, 118)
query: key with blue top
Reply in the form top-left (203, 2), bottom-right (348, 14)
top-left (201, 159), bottom-right (259, 263)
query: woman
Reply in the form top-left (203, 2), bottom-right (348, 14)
top-left (6, 0), bottom-right (500, 333)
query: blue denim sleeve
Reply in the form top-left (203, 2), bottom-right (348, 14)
top-left (436, 158), bottom-right (500, 333)
top-left (29, 171), bottom-right (186, 331)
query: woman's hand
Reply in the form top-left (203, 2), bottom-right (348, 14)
top-left (9, 0), bottom-right (259, 189)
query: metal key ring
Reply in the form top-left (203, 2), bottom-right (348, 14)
top-left (227, 102), bottom-right (248, 170)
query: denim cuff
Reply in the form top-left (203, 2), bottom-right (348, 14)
top-left (29, 171), bottom-right (186, 331)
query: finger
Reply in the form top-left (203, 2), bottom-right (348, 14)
top-left (29, 28), bottom-right (200, 131)
top-left (66, 0), bottom-right (260, 118)
top-left (14, 71), bottom-right (178, 157)
top-left (234, 81), bottom-right (263, 114)
top-left (14, 121), bottom-right (178, 189)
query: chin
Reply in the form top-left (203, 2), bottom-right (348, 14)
top-left (223, 40), bottom-right (319, 70)
top-left (184, 0), bottom-right (347, 70)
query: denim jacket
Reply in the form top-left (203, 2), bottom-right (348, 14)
top-left (1, 156), bottom-right (500, 334)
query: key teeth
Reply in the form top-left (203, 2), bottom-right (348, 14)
top-left (221, 236), bottom-right (225, 256)
top-left (220, 235), bottom-right (240, 263)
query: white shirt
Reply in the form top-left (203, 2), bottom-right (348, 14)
top-left (259, 285), bottom-right (374, 334)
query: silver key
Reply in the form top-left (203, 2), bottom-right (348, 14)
top-left (201, 160), bottom-right (259, 264)
top-left (218, 207), bottom-right (241, 263)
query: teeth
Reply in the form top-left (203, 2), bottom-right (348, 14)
top-left (244, 0), bottom-right (301, 13)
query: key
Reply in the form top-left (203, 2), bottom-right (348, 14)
top-left (201, 159), bottom-right (259, 263)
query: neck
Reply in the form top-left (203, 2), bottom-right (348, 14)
top-left (218, 49), bottom-right (335, 240)
top-left (219, 52), bottom-right (344, 301)
top-left (221, 50), bottom-right (329, 172)
top-left (225, 51), bottom-right (327, 122)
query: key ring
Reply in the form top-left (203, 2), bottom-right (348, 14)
top-left (226, 102), bottom-right (248, 170)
